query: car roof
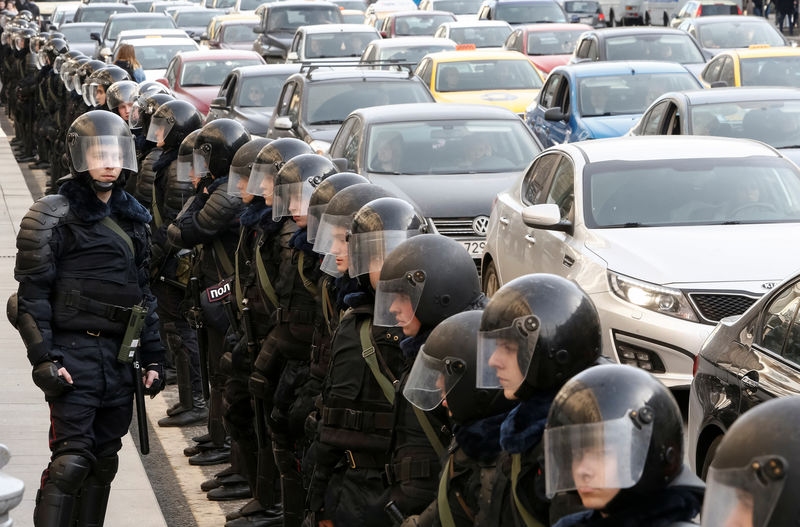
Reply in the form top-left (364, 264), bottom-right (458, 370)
top-left (691, 14), bottom-right (769, 25)
top-left (296, 68), bottom-right (424, 82)
top-left (488, 0), bottom-right (563, 4)
top-left (118, 36), bottom-right (197, 46)
top-left (61, 21), bottom-right (104, 27)
top-left (299, 23), bottom-right (380, 34)
top-left (216, 14), bottom-right (259, 23)
top-left (439, 20), bottom-right (512, 28)
top-left (78, 2), bottom-right (135, 8)
top-left (369, 35), bottom-right (452, 48)
top-left (236, 64), bottom-right (304, 77)
top-left (425, 49), bottom-right (539, 61)
top-left (554, 60), bottom-right (692, 77)
top-left (695, 0), bottom-right (738, 4)
top-left (587, 27), bottom-right (691, 38)
top-left (390, 9), bottom-right (454, 16)
top-left (350, 102), bottom-right (521, 122)
top-left (267, 0), bottom-right (339, 8)
top-left (174, 6), bottom-right (223, 14)
top-left (175, 49), bottom-right (264, 61)
top-left (569, 136), bottom-right (779, 163)
top-left (116, 29), bottom-right (188, 38)
top-left (674, 86), bottom-right (800, 104)
top-left (519, 22), bottom-right (592, 32)
top-left (108, 11), bottom-right (170, 19)
top-left (728, 46), bottom-right (800, 58)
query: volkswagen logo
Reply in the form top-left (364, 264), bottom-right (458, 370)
top-left (762, 282), bottom-right (777, 290)
top-left (472, 216), bottom-right (490, 236)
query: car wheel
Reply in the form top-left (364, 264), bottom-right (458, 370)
top-left (482, 260), bottom-right (500, 297)
top-left (700, 435), bottom-right (723, 481)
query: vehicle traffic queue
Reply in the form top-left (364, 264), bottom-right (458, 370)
top-left (2, 5), bottom-right (800, 527)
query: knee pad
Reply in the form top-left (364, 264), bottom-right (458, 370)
top-left (92, 455), bottom-right (119, 485)
top-left (48, 454), bottom-right (93, 495)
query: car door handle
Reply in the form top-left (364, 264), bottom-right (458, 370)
top-left (499, 216), bottom-right (510, 226)
top-left (563, 254), bottom-right (575, 268)
top-left (524, 234), bottom-right (536, 245)
top-left (740, 372), bottom-right (760, 393)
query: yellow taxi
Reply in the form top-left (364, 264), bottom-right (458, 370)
top-left (700, 45), bottom-right (800, 88)
top-left (414, 48), bottom-right (544, 115)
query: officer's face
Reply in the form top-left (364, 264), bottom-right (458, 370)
top-left (260, 174), bottom-right (274, 206)
top-left (289, 191), bottom-right (307, 226)
top-left (118, 102), bottom-right (132, 121)
top-left (389, 293), bottom-right (421, 336)
top-left (487, 338), bottom-right (524, 400)
top-left (572, 446), bottom-right (621, 510)
top-left (153, 126), bottom-right (166, 148)
top-left (722, 490), bottom-right (754, 527)
top-left (86, 144), bottom-right (122, 182)
top-left (96, 85), bottom-right (106, 107)
top-left (437, 374), bottom-right (452, 416)
top-left (238, 176), bottom-right (254, 204)
top-left (330, 226), bottom-right (348, 273)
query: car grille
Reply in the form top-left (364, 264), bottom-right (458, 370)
top-left (688, 293), bottom-right (759, 324)
top-left (430, 217), bottom-right (480, 237)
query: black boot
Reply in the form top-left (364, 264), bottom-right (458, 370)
top-left (33, 455), bottom-right (93, 527)
top-left (158, 394), bottom-right (208, 427)
top-left (74, 456), bottom-right (118, 527)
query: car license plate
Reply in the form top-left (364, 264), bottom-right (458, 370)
top-left (460, 239), bottom-right (485, 257)
top-left (581, 16), bottom-right (594, 23)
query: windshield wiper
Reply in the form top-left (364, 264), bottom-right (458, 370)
top-left (309, 120), bottom-right (343, 125)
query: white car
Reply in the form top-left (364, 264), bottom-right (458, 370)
top-left (433, 20), bottom-right (512, 48)
top-left (114, 37), bottom-right (200, 80)
top-left (482, 136), bottom-right (800, 387)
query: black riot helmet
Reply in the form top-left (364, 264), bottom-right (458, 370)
top-left (404, 310), bottom-right (515, 425)
top-left (136, 80), bottom-right (171, 97)
top-left (701, 396), bottom-right (800, 527)
top-left (227, 137), bottom-right (272, 199)
top-left (374, 234), bottom-right (483, 332)
top-left (312, 184), bottom-right (395, 277)
top-left (146, 99), bottom-right (203, 150)
top-left (248, 137), bottom-right (313, 203)
top-left (74, 59), bottom-right (105, 102)
top-left (13, 27), bottom-right (35, 51)
top-left (130, 92), bottom-right (174, 135)
top-left (105, 80), bottom-right (138, 118)
top-left (306, 172), bottom-right (368, 242)
top-left (85, 65), bottom-right (130, 108)
top-left (63, 56), bottom-right (89, 93)
top-left (42, 37), bottom-right (67, 64)
top-left (18, 10), bottom-right (33, 21)
top-left (176, 129), bottom-right (202, 186)
top-left (49, 32), bottom-right (66, 41)
top-left (347, 197), bottom-right (426, 280)
top-left (477, 273), bottom-right (601, 400)
top-left (66, 110), bottom-right (138, 192)
top-left (272, 153), bottom-right (337, 220)
top-left (544, 365), bottom-right (685, 511)
top-left (193, 118), bottom-right (251, 182)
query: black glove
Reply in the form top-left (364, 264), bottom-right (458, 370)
top-left (143, 363), bottom-right (165, 398)
top-left (32, 360), bottom-right (74, 398)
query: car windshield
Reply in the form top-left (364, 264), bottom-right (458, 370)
top-left (563, 0), bottom-right (599, 13)
top-left (366, 119), bottom-right (538, 174)
top-left (240, 0), bottom-right (268, 9)
top-left (108, 16), bottom-right (176, 40)
top-left (690, 101), bottom-right (800, 149)
top-left (495, 3), bottom-right (567, 23)
top-left (449, 26), bottom-right (512, 47)
top-left (579, 73), bottom-right (698, 117)
top-left (176, 11), bottom-right (219, 27)
top-left (216, 0), bottom-right (236, 8)
top-left (697, 21), bottom-right (784, 48)
top-left (435, 59), bottom-right (543, 92)
top-left (305, 32), bottom-right (376, 58)
top-left (700, 3), bottom-right (739, 15)
top-left (180, 58), bottom-right (263, 86)
top-left (527, 29), bottom-right (585, 55)
top-left (60, 25), bottom-right (100, 43)
top-left (394, 14), bottom-right (455, 35)
top-left (134, 43), bottom-right (199, 69)
top-left (267, 7), bottom-right (342, 31)
top-left (433, 0), bottom-right (483, 14)
top-left (334, 0), bottom-right (367, 9)
top-left (740, 56), bottom-right (800, 87)
top-left (77, 7), bottom-right (134, 22)
top-left (378, 43), bottom-right (455, 64)
top-left (222, 23), bottom-right (259, 42)
top-left (605, 34), bottom-right (705, 64)
top-left (238, 75), bottom-right (286, 107)
top-left (306, 80), bottom-right (431, 125)
top-left (586, 157), bottom-right (800, 227)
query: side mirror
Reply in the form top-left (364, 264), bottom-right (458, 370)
top-left (210, 96), bottom-right (227, 108)
top-left (544, 107), bottom-right (567, 122)
top-left (287, 51), bottom-right (298, 61)
top-left (156, 77), bottom-right (169, 87)
top-left (332, 157), bottom-right (349, 171)
top-left (274, 116), bottom-right (293, 130)
top-left (90, 32), bottom-right (102, 43)
top-left (380, 31), bottom-right (388, 38)
top-left (521, 203), bottom-right (573, 233)
top-left (710, 80), bottom-right (727, 88)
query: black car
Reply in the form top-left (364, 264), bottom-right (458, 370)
top-left (477, 0), bottom-right (567, 25)
top-left (688, 269), bottom-right (800, 480)
top-left (252, 1), bottom-right (344, 63)
top-left (676, 15), bottom-right (787, 57)
top-left (172, 7), bottom-right (225, 41)
top-left (266, 65), bottom-right (435, 152)
top-left (562, 0), bottom-right (605, 28)
top-left (206, 64), bottom-right (302, 135)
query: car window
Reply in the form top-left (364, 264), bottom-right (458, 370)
top-left (522, 153), bottom-right (559, 205)
top-left (288, 86), bottom-right (302, 122)
top-left (586, 38), bottom-right (597, 60)
top-left (553, 75), bottom-right (570, 113)
top-left (219, 74), bottom-right (235, 104)
top-left (434, 58), bottom-right (542, 92)
top-left (343, 118), bottom-right (363, 170)
top-left (540, 74), bottom-right (561, 108)
top-left (504, 30), bottom-right (519, 51)
top-left (575, 38), bottom-right (590, 59)
top-left (545, 156), bottom-right (574, 222)
top-left (277, 82), bottom-right (295, 116)
top-left (239, 75), bottom-right (287, 108)
top-left (527, 29), bottom-right (585, 56)
top-left (331, 118), bottom-right (356, 157)
top-left (719, 56), bottom-right (735, 86)
top-left (165, 58), bottom-right (178, 87)
top-left (641, 100), bottom-right (669, 134)
top-left (604, 34), bottom-right (705, 64)
top-left (665, 105), bottom-right (681, 134)
top-left (417, 59), bottom-right (433, 87)
top-left (181, 59), bottom-right (264, 87)
top-left (760, 282), bottom-right (800, 362)
top-left (291, 33), bottom-right (302, 52)
top-left (703, 55), bottom-right (724, 83)
top-left (305, 80), bottom-right (432, 125)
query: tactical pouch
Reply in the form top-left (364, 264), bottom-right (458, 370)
top-left (175, 252), bottom-right (192, 286)
top-left (117, 304), bottom-right (148, 364)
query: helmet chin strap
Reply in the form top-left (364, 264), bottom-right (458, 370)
top-left (91, 179), bottom-right (114, 192)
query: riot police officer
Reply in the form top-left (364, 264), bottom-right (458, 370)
top-left (106, 80), bottom-right (138, 122)
top-left (84, 65), bottom-right (130, 110)
top-left (11, 110), bottom-right (165, 526)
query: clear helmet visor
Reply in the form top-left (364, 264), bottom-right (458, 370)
top-left (72, 73), bottom-right (82, 94)
top-left (81, 83), bottom-right (93, 107)
top-left (34, 50), bottom-right (42, 69)
top-left (53, 56), bottom-right (63, 73)
top-left (348, 229), bottom-right (418, 278)
top-left (68, 135), bottom-right (138, 173)
top-left (176, 153), bottom-right (194, 183)
top-left (272, 180), bottom-right (314, 220)
top-left (543, 416), bottom-right (654, 499)
top-left (193, 147), bottom-right (211, 179)
top-left (312, 212), bottom-right (351, 255)
top-left (320, 252), bottom-right (343, 278)
top-left (128, 99), bottom-right (146, 130)
top-left (227, 165), bottom-right (252, 198)
top-left (373, 270), bottom-right (426, 327)
top-left (403, 346), bottom-right (466, 412)
top-left (306, 203), bottom-right (327, 243)
top-left (476, 315), bottom-right (540, 390)
top-left (701, 457), bottom-right (787, 527)
top-left (247, 160), bottom-right (277, 202)
top-left (146, 115), bottom-right (175, 145)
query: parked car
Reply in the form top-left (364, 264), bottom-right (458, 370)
top-left (364, 0), bottom-right (418, 30)
top-left (207, 15), bottom-right (260, 49)
top-left (561, 0), bottom-right (605, 26)
top-left (503, 22), bottom-right (592, 73)
top-left (159, 49), bottom-right (265, 114)
top-left (286, 24), bottom-right (381, 63)
top-left (688, 268), bottom-right (800, 479)
top-left (700, 46), bottom-right (800, 88)
top-left (525, 60), bottom-right (700, 147)
top-left (340, 9), bottom-right (366, 23)
top-left (72, 2), bottom-right (136, 22)
top-left (676, 15), bottom-right (786, 56)
top-left (433, 20), bottom-right (513, 48)
top-left (59, 21), bottom-right (104, 56)
top-left (252, 1), bottom-right (344, 63)
top-left (379, 11), bottom-right (458, 38)
top-left (92, 12), bottom-right (178, 60)
top-left (482, 135), bottom-right (800, 388)
top-left (48, 3), bottom-right (79, 28)
top-left (113, 36), bottom-right (200, 80)
top-left (206, 64), bottom-right (302, 134)
top-left (172, 7), bottom-right (226, 40)
top-left (360, 36), bottom-right (457, 68)
top-left (149, 1), bottom-right (195, 13)
top-left (477, 0), bottom-right (568, 25)
top-left (628, 87), bottom-right (800, 166)
top-left (266, 66), bottom-right (435, 152)
top-left (126, 0), bottom-right (155, 12)
top-left (108, 29), bottom-right (192, 61)
top-left (670, 0), bottom-right (740, 27)
top-left (596, 0), bottom-right (645, 26)
top-left (419, 0), bottom-right (484, 19)
top-left (234, 0), bottom-right (269, 13)
top-left (328, 103), bottom-right (542, 258)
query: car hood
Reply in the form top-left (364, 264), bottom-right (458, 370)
top-left (71, 42), bottom-right (97, 57)
top-left (306, 125), bottom-right (341, 143)
top-left (435, 89), bottom-right (539, 114)
top-left (530, 54), bottom-right (570, 74)
top-left (368, 171), bottom-right (517, 218)
top-left (585, 224), bottom-right (800, 287)
top-left (178, 86), bottom-right (220, 114)
top-left (220, 42), bottom-right (258, 50)
top-left (684, 62), bottom-right (706, 82)
top-left (236, 107), bottom-right (273, 132)
top-left (581, 114), bottom-right (640, 139)
top-left (266, 33), bottom-right (292, 49)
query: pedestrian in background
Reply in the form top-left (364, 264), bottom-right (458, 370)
top-left (115, 44), bottom-right (146, 83)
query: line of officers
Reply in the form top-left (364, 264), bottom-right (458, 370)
top-left (3, 12), bottom-right (800, 527)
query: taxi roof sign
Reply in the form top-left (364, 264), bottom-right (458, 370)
top-left (456, 43), bottom-right (476, 51)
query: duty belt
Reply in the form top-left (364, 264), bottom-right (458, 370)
top-left (343, 450), bottom-right (386, 470)
top-left (322, 407), bottom-right (394, 433)
top-left (55, 290), bottom-right (134, 323)
top-left (385, 457), bottom-right (434, 484)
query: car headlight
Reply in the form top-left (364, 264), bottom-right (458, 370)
top-left (100, 47), bottom-right (111, 57)
top-left (309, 139), bottom-right (331, 155)
top-left (608, 271), bottom-right (698, 322)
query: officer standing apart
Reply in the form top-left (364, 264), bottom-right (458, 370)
top-left (10, 110), bottom-right (165, 526)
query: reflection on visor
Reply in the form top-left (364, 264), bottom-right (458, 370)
top-left (68, 135), bottom-right (138, 172)
top-left (247, 160), bottom-right (277, 200)
top-left (312, 213), bottom-right (350, 256)
top-left (128, 102), bottom-right (145, 129)
top-left (306, 204), bottom-right (327, 243)
top-left (320, 252), bottom-right (343, 278)
top-left (476, 315), bottom-right (540, 391)
top-left (373, 271), bottom-right (426, 327)
top-left (176, 153), bottom-right (194, 183)
top-left (348, 230), bottom-right (417, 278)
top-left (272, 180), bottom-right (314, 220)
top-left (403, 347), bottom-right (465, 411)
top-left (193, 148), bottom-right (211, 179)
top-left (146, 115), bottom-right (174, 144)
top-left (226, 165), bottom-right (252, 198)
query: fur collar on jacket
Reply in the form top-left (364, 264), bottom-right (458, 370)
top-left (60, 179), bottom-right (151, 224)
top-left (499, 391), bottom-right (556, 454)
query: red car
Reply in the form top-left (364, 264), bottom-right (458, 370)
top-left (158, 49), bottom-right (266, 115)
top-left (503, 22), bottom-right (591, 73)
top-left (379, 10), bottom-right (457, 38)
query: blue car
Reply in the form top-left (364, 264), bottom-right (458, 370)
top-left (525, 61), bottom-right (702, 147)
